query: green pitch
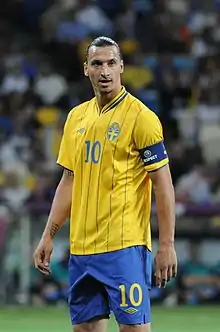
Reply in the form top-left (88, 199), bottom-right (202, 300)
top-left (0, 306), bottom-right (219, 332)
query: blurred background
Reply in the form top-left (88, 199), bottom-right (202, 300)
top-left (0, 0), bottom-right (220, 331)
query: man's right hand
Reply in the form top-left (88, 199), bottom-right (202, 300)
top-left (33, 237), bottom-right (53, 275)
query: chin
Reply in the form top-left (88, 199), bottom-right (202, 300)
top-left (100, 87), bottom-right (112, 94)
top-left (98, 86), bottom-right (113, 94)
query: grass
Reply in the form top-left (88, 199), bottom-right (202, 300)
top-left (0, 306), bottom-right (219, 332)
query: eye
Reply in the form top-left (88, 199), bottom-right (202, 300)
top-left (91, 60), bottom-right (102, 67)
top-left (108, 59), bottom-right (116, 66)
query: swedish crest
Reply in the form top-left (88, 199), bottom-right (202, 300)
top-left (106, 122), bottom-right (120, 141)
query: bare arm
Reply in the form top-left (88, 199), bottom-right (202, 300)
top-left (149, 164), bottom-right (177, 287)
top-left (149, 165), bottom-right (175, 246)
top-left (42, 169), bottom-right (73, 240)
top-left (33, 168), bottom-right (73, 274)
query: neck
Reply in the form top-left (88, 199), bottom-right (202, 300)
top-left (95, 85), bottom-right (122, 110)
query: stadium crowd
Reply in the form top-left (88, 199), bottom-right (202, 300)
top-left (0, 0), bottom-right (220, 305)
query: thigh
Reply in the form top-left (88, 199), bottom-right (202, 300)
top-left (119, 323), bottom-right (151, 332)
top-left (91, 246), bottom-right (152, 325)
top-left (73, 318), bottom-right (108, 332)
top-left (68, 254), bottom-right (110, 325)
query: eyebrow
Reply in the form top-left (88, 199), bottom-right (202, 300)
top-left (90, 58), bottom-right (117, 65)
top-left (91, 59), bottom-right (103, 65)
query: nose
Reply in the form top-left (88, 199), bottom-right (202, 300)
top-left (101, 64), bottom-right (110, 77)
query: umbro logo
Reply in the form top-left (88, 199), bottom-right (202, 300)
top-left (77, 128), bottom-right (86, 134)
top-left (123, 307), bottom-right (138, 314)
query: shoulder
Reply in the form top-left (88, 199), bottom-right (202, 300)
top-left (127, 93), bottom-right (160, 125)
top-left (66, 99), bottom-right (94, 124)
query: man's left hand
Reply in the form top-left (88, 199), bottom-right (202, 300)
top-left (154, 243), bottom-right (177, 288)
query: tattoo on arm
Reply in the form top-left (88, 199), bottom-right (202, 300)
top-left (50, 223), bottom-right (60, 238)
top-left (64, 169), bottom-right (74, 177)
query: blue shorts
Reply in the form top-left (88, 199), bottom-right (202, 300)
top-left (68, 245), bottom-right (152, 325)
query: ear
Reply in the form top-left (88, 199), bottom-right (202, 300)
top-left (120, 60), bottom-right (124, 74)
top-left (84, 62), bottom-right (89, 77)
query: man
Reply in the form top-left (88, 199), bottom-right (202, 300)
top-left (33, 36), bottom-right (177, 332)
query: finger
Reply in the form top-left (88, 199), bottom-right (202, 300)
top-left (33, 252), bottom-right (43, 269)
top-left (161, 268), bottom-right (168, 288)
top-left (40, 249), bottom-right (52, 275)
top-left (36, 256), bottom-right (50, 275)
top-left (34, 252), bottom-right (50, 275)
top-left (167, 265), bottom-right (173, 282)
top-left (37, 265), bottom-right (51, 275)
top-left (35, 260), bottom-right (50, 275)
top-left (155, 268), bottom-right (162, 288)
top-left (43, 249), bottom-right (52, 268)
top-left (172, 263), bottom-right (177, 278)
top-left (44, 250), bottom-right (51, 263)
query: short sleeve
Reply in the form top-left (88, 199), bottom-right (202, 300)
top-left (133, 107), bottom-right (169, 172)
top-left (57, 110), bottom-right (74, 171)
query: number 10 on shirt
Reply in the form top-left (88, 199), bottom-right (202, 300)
top-left (85, 140), bottom-right (102, 164)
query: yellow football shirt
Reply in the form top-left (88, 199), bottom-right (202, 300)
top-left (57, 87), bottom-right (169, 255)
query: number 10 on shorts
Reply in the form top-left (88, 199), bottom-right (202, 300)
top-left (119, 283), bottom-right (143, 307)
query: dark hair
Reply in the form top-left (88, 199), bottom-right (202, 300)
top-left (86, 36), bottom-right (122, 61)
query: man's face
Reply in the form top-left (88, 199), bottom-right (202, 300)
top-left (84, 45), bottom-right (124, 94)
